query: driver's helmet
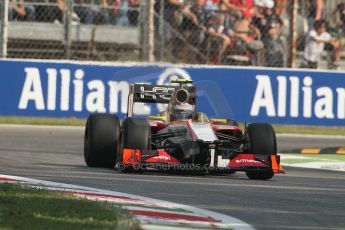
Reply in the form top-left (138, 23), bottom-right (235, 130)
top-left (172, 103), bottom-right (194, 120)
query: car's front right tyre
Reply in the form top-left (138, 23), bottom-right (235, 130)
top-left (84, 114), bottom-right (120, 168)
top-left (118, 117), bottom-right (150, 173)
top-left (245, 123), bottom-right (277, 180)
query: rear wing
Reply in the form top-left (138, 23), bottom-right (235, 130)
top-left (127, 84), bottom-right (196, 117)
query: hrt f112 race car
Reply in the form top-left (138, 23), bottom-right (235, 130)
top-left (84, 79), bottom-right (284, 180)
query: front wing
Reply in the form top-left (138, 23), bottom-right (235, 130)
top-left (121, 148), bottom-right (284, 174)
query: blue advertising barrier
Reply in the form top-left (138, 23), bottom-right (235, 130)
top-left (1, 59), bottom-right (345, 126)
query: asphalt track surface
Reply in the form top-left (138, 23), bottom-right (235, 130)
top-left (0, 125), bottom-right (345, 230)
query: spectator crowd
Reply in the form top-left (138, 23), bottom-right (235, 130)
top-left (158, 0), bottom-right (344, 68)
top-left (5, 0), bottom-right (345, 69)
top-left (8, 0), bottom-right (141, 26)
top-left (157, 0), bottom-right (289, 66)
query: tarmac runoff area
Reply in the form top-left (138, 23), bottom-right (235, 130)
top-left (281, 154), bottom-right (345, 172)
top-left (0, 174), bottom-right (254, 230)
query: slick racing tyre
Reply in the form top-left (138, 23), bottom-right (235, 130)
top-left (84, 114), bottom-right (120, 168)
top-left (118, 117), bottom-right (150, 172)
top-left (245, 123), bottom-right (277, 180)
top-left (122, 117), bottom-right (150, 150)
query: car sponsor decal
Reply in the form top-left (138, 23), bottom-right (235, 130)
top-left (189, 122), bottom-right (218, 142)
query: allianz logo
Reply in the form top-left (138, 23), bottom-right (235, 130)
top-left (251, 75), bottom-right (345, 119)
top-left (18, 67), bottom-right (129, 113)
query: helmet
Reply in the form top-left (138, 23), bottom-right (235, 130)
top-left (172, 103), bottom-right (194, 120)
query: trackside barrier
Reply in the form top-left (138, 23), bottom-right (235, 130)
top-left (1, 59), bottom-right (345, 126)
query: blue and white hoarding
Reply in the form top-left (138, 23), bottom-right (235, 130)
top-left (0, 59), bottom-right (344, 126)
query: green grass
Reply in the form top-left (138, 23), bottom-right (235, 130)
top-left (282, 158), bottom-right (319, 164)
top-left (0, 183), bottom-right (138, 230)
top-left (272, 124), bottom-right (345, 136)
top-left (1, 116), bottom-right (345, 135)
top-left (281, 154), bottom-right (345, 164)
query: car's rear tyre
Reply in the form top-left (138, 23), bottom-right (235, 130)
top-left (245, 123), bottom-right (277, 180)
top-left (84, 114), bottom-right (120, 168)
top-left (118, 117), bottom-right (150, 172)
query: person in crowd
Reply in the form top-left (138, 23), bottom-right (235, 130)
top-left (204, 0), bottom-right (220, 11)
top-left (111, 0), bottom-right (129, 26)
top-left (91, 0), bottom-right (110, 24)
top-left (153, 0), bottom-right (191, 61)
top-left (300, 19), bottom-right (341, 69)
top-left (220, 0), bottom-right (254, 14)
top-left (231, 9), bottom-right (256, 43)
top-left (331, 2), bottom-right (345, 48)
top-left (229, 8), bottom-right (263, 65)
top-left (161, 0), bottom-right (184, 26)
top-left (301, 19), bottom-right (328, 68)
top-left (33, 0), bottom-right (64, 23)
top-left (332, 1), bottom-right (345, 32)
top-left (70, 0), bottom-right (109, 24)
top-left (307, 0), bottom-right (324, 30)
top-left (209, 0), bottom-right (262, 64)
top-left (157, 0), bottom-right (189, 40)
top-left (219, 0), bottom-right (259, 45)
top-left (56, 0), bottom-right (64, 22)
top-left (176, 0), bottom-right (209, 62)
top-left (213, 0), bottom-right (253, 43)
top-left (325, 2), bottom-right (345, 69)
top-left (127, 0), bottom-right (140, 26)
top-left (274, 0), bottom-right (286, 17)
top-left (73, 0), bottom-right (110, 25)
top-left (218, 0), bottom-right (254, 30)
top-left (252, 0), bottom-right (284, 67)
top-left (9, 0), bottom-right (36, 21)
top-left (180, 0), bottom-right (208, 34)
top-left (274, 0), bottom-right (291, 39)
top-left (252, 0), bottom-right (277, 39)
top-left (74, 0), bottom-right (93, 24)
top-left (205, 13), bottom-right (231, 61)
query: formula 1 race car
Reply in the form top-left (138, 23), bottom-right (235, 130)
top-left (84, 79), bottom-right (284, 180)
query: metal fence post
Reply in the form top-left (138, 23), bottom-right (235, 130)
top-left (158, 0), bottom-right (165, 61)
top-left (140, 1), bottom-right (147, 61)
top-left (140, 0), bottom-right (155, 62)
top-left (64, 0), bottom-right (73, 59)
top-left (148, 0), bottom-right (155, 62)
top-left (0, 0), bottom-right (9, 58)
top-left (289, 0), bottom-right (298, 68)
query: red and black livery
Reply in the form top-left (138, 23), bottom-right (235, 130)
top-left (84, 80), bottom-right (284, 180)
